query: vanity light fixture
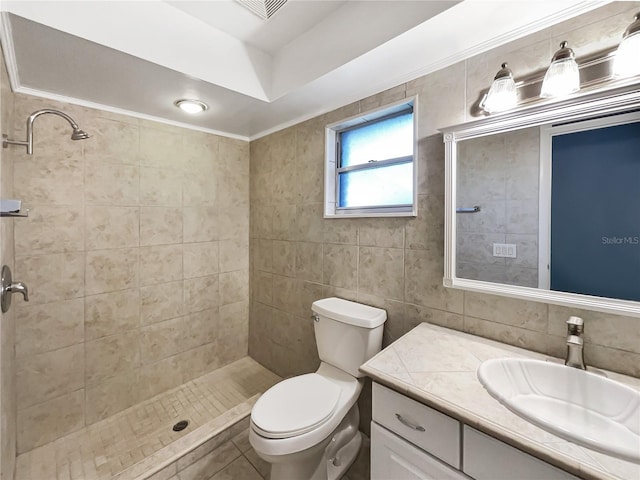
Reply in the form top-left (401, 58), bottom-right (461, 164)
top-left (174, 99), bottom-right (208, 114)
top-left (481, 63), bottom-right (518, 113)
top-left (540, 41), bottom-right (580, 98)
top-left (613, 12), bottom-right (640, 78)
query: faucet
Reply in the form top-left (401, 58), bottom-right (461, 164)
top-left (565, 316), bottom-right (586, 370)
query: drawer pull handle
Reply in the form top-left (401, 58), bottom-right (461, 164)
top-left (395, 413), bottom-right (425, 432)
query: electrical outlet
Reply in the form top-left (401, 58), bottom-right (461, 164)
top-left (493, 243), bottom-right (517, 258)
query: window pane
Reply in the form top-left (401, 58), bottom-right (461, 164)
top-left (340, 112), bottom-right (413, 167)
top-left (338, 162), bottom-right (413, 208)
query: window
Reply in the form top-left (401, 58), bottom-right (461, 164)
top-left (324, 97), bottom-right (417, 217)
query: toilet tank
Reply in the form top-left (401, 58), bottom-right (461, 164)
top-left (311, 297), bottom-right (386, 378)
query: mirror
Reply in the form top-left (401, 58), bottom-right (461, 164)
top-left (442, 84), bottom-right (640, 317)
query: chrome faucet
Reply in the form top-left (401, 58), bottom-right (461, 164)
top-left (565, 316), bottom-right (586, 370)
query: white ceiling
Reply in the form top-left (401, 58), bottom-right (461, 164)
top-left (0, 0), bottom-right (608, 140)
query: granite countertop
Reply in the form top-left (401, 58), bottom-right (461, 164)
top-left (360, 323), bottom-right (640, 480)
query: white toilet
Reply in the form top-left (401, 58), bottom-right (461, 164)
top-left (249, 297), bottom-right (386, 480)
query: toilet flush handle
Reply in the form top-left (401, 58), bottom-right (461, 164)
top-left (310, 313), bottom-right (320, 322)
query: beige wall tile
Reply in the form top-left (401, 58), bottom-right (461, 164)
top-left (183, 207), bottom-right (219, 243)
top-left (404, 248), bottom-right (464, 314)
top-left (140, 207), bottom-right (183, 246)
top-left (323, 244), bottom-right (357, 290)
top-left (14, 156), bottom-right (83, 205)
top-left (85, 248), bottom-right (139, 296)
top-left (253, 271), bottom-right (273, 305)
top-left (182, 309), bottom-right (218, 352)
top-left (177, 343), bottom-right (219, 382)
top-left (14, 205), bottom-right (84, 255)
top-left (85, 370), bottom-right (139, 425)
top-left (15, 253), bottom-right (84, 305)
top-left (220, 270), bottom-right (249, 306)
top-left (139, 127), bottom-right (183, 168)
top-left (359, 219), bottom-right (405, 248)
top-left (358, 247), bottom-right (404, 301)
top-left (323, 219), bottom-right (358, 245)
top-left (140, 281), bottom-right (184, 326)
top-left (15, 298), bottom-right (84, 358)
top-left (85, 289), bottom-right (140, 340)
top-left (218, 206), bottom-right (249, 240)
top-left (85, 163), bottom-right (139, 205)
top-left (85, 206), bottom-right (139, 250)
top-left (294, 156), bottom-right (324, 205)
top-left (272, 275), bottom-right (298, 312)
top-left (218, 301), bottom-right (249, 365)
top-left (250, 203), bottom-right (273, 239)
top-left (272, 204), bottom-right (297, 241)
top-left (184, 242), bottom-right (219, 278)
top-left (16, 344), bottom-right (84, 408)
top-left (140, 244), bottom-right (183, 286)
top-left (463, 315), bottom-right (550, 355)
top-left (140, 166), bottom-right (183, 206)
top-left (184, 275), bottom-right (220, 314)
top-left (464, 292), bottom-right (548, 332)
top-left (295, 203), bottom-right (324, 243)
top-left (83, 117), bottom-right (139, 165)
top-left (85, 332), bottom-right (140, 385)
top-left (295, 241), bottom-right (323, 283)
top-left (272, 240), bottom-right (296, 277)
top-left (252, 239), bottom-right (272, 273)
top-left (183, 173), bottom-right (217, 207)
top-left (140, 317), bottom-right (185, 364)
top-left (17, 390), bottom-right (85, 454)
top-left (220, 239), bottom-right (249, 273)
top-left (138, 355), bottom-right (182, 401)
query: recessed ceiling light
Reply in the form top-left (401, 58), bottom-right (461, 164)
top-left (174, 99), bottom-right (208, 114)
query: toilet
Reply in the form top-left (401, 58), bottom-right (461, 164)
top-left (249, 297), bottom-right (386, 480)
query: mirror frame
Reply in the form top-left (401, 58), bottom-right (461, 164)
top-left (442, 82), bottom-right (640, 318)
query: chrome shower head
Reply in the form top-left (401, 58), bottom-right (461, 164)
top-left (2, 109), bottom-right (90, 155)
top-left (71, 127), bottom-right (90, 141)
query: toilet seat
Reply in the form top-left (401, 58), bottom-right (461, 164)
top-left (251, 373), bottom-right (341, 439)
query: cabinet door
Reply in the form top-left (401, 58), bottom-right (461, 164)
top-left (371, 423), bottom-right (469, 480)
top-left (463, 427), bottom-right (580, 480)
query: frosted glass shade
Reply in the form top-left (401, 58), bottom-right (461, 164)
top-left (540, 58), bottom-right (580, 98)
top-left (613, 31), bottom-right (640, 78)
top-left (483, 64), bottom-right (517, 114)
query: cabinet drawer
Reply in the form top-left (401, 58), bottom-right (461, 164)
top-left (371, 423), bottom-right (469, 480)
top-left (372, 382), bottom-right (460, 468)
top-left (463, 426), bottom-right (579, 480)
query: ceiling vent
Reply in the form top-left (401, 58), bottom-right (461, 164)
top-left (235, 0), bottom-right (288, 20)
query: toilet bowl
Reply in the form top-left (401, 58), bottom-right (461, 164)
top-left (249, 297), bottom-right (386, 480)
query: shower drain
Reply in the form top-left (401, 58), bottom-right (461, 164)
top-left (172, 420), bottom-right (189, 432)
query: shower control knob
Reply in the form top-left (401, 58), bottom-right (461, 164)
top-left (1, 265), bottom-right (29, 313)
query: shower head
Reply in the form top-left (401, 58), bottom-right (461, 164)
top-left (71, 127), bottom-right (90, 141)
top-left (2, 109), bottom-right (90, 155)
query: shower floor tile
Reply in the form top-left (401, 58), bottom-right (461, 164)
top-left (15, 357), bottom-right (280, 480)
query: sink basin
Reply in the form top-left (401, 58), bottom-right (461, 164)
top-left (477, 358), bottom-right (640, 463)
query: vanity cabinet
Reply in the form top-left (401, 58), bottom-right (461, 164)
top-left (371, 382), bottom-right (579, 480)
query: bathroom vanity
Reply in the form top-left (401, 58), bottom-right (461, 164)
top-left (361, 323), bottom-right (640, 480)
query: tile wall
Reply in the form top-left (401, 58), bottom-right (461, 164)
top-left (10, 95), bottom-right (250, 454)
top-left (0, 50), bottom-right (17, 480)
top-left (456, 126), bottom-right (539, 287)
top-left (248, 1), bottom-right (640, 392)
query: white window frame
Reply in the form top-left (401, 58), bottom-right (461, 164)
top-left (324, 96), bottom-right (418, 218)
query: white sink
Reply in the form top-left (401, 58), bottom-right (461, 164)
top-left (477, 357), bottom-right (640, 463)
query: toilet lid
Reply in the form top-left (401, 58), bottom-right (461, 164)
top-left (251, 374), bottom-right (341, 439)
